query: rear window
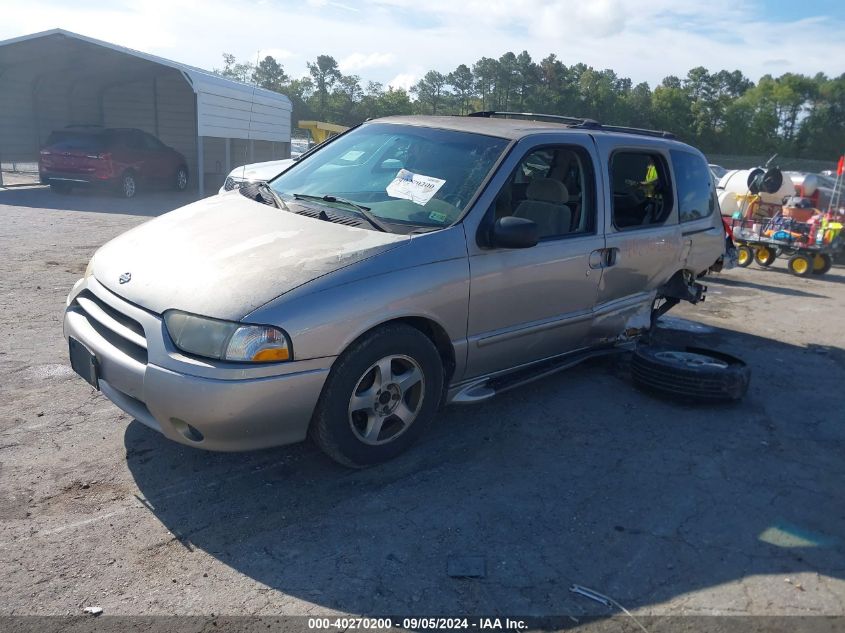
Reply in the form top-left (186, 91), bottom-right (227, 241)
top-left (610, 151), bottom-right (673, 229)
top-left (45, 131), bottom-right (107, 151)
top-left (671, 150), bottom-right (716, 222)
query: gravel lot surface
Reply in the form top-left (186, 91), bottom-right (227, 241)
top-left (1, 185), bottom-right (843, 619)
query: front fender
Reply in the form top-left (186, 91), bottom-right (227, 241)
top-left (246, 226), bottom-right (471, 380)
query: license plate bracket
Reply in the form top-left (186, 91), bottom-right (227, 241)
top-left (69, 337), bottom-right (99, 389)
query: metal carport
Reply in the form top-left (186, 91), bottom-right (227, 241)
top-left (0, 28), bottom-right (292, 194)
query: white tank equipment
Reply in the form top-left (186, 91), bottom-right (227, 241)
top-left (717, 167), bottom-right (794, 216)
top-left (800, 173), bottom-right (819, 196)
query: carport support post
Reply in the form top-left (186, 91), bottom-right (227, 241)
top-left (197, 135), bottom-right (204, 197)
top-left (225, 138), bottom-right (231, 176)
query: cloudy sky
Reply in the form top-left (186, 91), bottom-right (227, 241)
top-left (2, 0), bottom-right (845, 91)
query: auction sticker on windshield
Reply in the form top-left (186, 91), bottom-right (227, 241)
top-left (386, 169), bottom-right (446, 205)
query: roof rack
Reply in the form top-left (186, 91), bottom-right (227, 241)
top-left (598, 124), bottom-right (676, 140)
top-left (466, 111), bottom-right (675, 140)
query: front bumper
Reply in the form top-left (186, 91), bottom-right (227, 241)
top-left (63, 277), bottom-right (333, 451)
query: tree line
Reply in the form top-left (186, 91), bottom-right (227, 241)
top-left (215, 51), bottom-right (845, 161)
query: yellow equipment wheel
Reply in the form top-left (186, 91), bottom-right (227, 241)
top-left (736, 246), bottom-right (753, 267)
top-left (812, 253), bottom-right (833, 275)
top-left (788, 253), bottom-right (813, 277)
top-left (754, 246), bottom-right (777, 267)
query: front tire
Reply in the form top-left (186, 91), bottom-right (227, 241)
top-left (310, 324), bottom-right (443, 468)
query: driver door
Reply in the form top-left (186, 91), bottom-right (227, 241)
top-left (464, 138), bottom-right (607, 379)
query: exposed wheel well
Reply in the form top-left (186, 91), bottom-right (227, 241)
top-left (347, 317), bottom-right (457, 394)
top-left (652, 269), bottom-right (706, 325)
top-left (658, 269), bottom-right (704, 301)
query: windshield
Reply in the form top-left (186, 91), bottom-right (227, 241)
top-left (269, 123), bottom-right (509, 228)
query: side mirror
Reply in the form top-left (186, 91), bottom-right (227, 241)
top-left (491, 216), bottom-right (538, 249)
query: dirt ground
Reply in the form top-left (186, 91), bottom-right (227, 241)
top-left (0, 185), bottom-right (843, 621)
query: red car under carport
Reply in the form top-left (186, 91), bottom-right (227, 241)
top-left (39, 127), bottom-right (189, 198)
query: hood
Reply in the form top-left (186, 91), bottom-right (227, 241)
top-left (229, 159), bottom-right (295, 182)
top-left (93, 193), bottom-right (407, 320)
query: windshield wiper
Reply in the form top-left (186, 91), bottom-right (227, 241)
top-left (257, 182), bottom-right (291, 213)
top-left (292, 193), bottom-right (388, 232)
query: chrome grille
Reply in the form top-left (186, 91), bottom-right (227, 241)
top-left (72, 290), bottom-right (148, 364)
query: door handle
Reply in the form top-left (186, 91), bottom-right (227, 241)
top-left (589, 248), bottom-right (618, 269)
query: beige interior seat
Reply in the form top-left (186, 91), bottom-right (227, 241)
top-left (513, 178), bottom-right (571, 238)
top-left (550, 150), bottom-right (582, 230)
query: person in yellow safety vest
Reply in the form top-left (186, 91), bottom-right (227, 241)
top-left (645, 161), bottom-right (658, 183)
top-left (643, 159), bottom-right (658, 196)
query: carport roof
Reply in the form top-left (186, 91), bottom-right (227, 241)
top-left (0, 28), bottom-right (292, 140)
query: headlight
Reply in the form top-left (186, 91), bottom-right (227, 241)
top-left (163, 310), bottom-right (292, 363)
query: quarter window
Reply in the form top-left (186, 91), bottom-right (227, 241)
top-left (492, 146), bottom-right (596, 240)
top-left (611, 152), bottom-right (673, 229)
top-left (671, 150), bottom-right (716, 222)
top-left (142, 133), bottom-right (164, 151)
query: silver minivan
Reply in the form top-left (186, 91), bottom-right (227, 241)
top-left (64, 114), bottom-right (726, 466)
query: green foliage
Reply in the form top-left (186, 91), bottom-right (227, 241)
top-left (213, 53), bottom-right (254, 83)
top-left (253, 56), bottom-right (289, 92)
top-left (411, 70), bottom-right (448, 115)
top-left (214, 51), bottom-right (845, 160)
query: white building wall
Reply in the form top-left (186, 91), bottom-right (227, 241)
top-left (195, 78), bottom-right (292, 142)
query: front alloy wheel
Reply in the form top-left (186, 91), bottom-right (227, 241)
top-left (310, 323), bottom-right (443, 468)
top-left (348, 355), bottom-right (425, 445)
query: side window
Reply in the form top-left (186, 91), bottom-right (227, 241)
top-left (610, 151), bottom-right (673, 229)
top-left (493, 145), bottom-right (596, 240)
top-left (142, 133), bottom-right (164, 150)
top-left (671, 149), bottom-right (716, 222)
top-left (125, 131), bottom-right (145, 150)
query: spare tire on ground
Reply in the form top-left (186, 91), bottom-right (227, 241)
top-left (631, 346), bottom-right (750, 402)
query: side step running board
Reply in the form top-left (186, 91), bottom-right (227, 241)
top-left (449, 347), bottom-right (624, 405)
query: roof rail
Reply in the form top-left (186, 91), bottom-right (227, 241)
top-left (467, 111), bottom-right (600, 128)
top-left (466, 111), bottom-right (675, 140)
top-left (598, 124), bottom-right (675, 139)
